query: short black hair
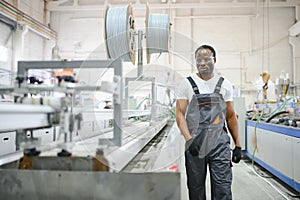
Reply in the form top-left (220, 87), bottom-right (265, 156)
top-left (195, 44), bottom-right (216, 59)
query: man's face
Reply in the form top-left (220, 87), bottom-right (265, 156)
top-left (195, 48), bottom-right (215, 77)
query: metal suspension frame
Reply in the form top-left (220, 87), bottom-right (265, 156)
top-left (15, 59), bottom-right (123, 146)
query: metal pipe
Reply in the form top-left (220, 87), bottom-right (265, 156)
top-left (113, 59), bottom-right (123, 146)
top-left (289, 37), bottom-right (298, 96)
top-left (137, 30), bottom-right (143, 78)
top-left (151, 80), bottom-right (156, 121)
top-left (174, 14), bottom-right (257, 19)
top-left (0, 0), bottom-right (57, 40)
top-left (17, 60), bottom-right (118, 79)
top-left (124, 78), bottom-right (129, 110)
top-left (48, 2), bottom-right (300, 12)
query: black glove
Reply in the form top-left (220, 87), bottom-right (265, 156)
top-left (186, 139), bottom-right (200, 156)
top-left (232, 146), bottom-right (242, 163)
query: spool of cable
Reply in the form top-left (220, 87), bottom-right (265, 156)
top-left (146, 3), bottom-right (170, 64)
top-left (104, 4), bottom-right (136, 64)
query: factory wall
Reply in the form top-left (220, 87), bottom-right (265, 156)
top-left (48, 4), bottom-right (298, 108)
top-left (0, 0), bottom-right (54, 85)
top-left (6, 0), bottom-right (45, 22)
top-left (1, 1), bottom-right (299, 108)
top-left (173, 7), bottom-right (296, 107)
top-left (50, 10), bottom-right (108, 92)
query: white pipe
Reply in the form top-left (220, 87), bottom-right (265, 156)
top-left (190, 10), bottom-right (194, 73)
top-left (289, 37), bottom-right (298, 96)
top-left (296, 5), bottom-right (300, 21)
top-left (11, 24), bottom-right (28, 84)
top-left (48, 2), bottom-right (300, 12)
top-left (174, 14), bottom-right (257, 19)
top-left (73, 0), bottom-right (78, 6)
top-left (0, 104), bottom-right (54, 113)
top-left (256, 0), bottom-right (259, 17)
top-left (288, 5), bottom-right (300, 96)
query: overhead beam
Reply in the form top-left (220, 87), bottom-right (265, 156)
top-left (48, 1), bottom-right (300, 12)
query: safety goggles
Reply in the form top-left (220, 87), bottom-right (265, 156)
top-left (196, 56), bottom-right (214, 64)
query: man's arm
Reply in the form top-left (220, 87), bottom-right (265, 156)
top-left (226, 101), bottom-right (241, 147)
top-left (176, 99), bottom-right (192, 142)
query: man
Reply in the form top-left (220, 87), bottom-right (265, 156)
top-left (176, 44), bottom-right (241, 200)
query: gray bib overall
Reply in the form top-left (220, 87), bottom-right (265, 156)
top-left (185, 76), bottom-right (232, 200)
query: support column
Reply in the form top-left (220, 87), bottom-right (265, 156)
top-left (288, 5), bottom-right (300, 95)
top-left (124, 78), bottom-right (129, 110)
top-left (289, 37), bottom-right (300, 96)
top-left (137, 30), bottom-right (143, 78)
top-left (11, 24), bottom-right (28, 84)
top-left (44, 40), bottom-right (56, 60)
top-left (150, 80), bottom-right (157, 122)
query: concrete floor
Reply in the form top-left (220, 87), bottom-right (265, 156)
top-left (180, 156), bottom-right (300, 200)
top-left (123, 121), bottom-right (300, 200)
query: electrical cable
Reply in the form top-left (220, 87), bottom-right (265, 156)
top-left (265, 110), bottom-right (289, 123)
top-left (146, 3), bottom-right (170, 63)
top-left (287, 193), bottom-right (300, 199)
top-left (242, 160), bottom-right (291, 200)
top-left (105, 5), bottom-right (135, 63)
top-left (147, 13), bottom-right (169, 54)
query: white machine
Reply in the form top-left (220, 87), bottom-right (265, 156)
top-left (0, 4), bottom-right (181, 200)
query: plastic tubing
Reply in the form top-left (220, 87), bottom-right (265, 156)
top-left (265, 110), bottom-right (289, 123)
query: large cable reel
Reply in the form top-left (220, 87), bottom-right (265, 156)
top-left (104, 3), bottom-right (171, 65)
top-left (145, 3), bottom-right (171, 64)
top-left (104, 4), bottom-right (136, 64)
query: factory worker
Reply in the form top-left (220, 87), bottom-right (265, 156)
top-left (176, 44), bottom-right (241, 200)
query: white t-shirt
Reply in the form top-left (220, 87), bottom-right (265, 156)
top-left (176, 73), bottom-right (233, 102)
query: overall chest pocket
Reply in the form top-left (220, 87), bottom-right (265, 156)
top-left (197, 96), bottom-right (223, 124)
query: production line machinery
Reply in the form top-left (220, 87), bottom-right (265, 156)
top-left (245, 98), bottom-right (300, 193)
top-left (0, 59), bottom-right (182, 200)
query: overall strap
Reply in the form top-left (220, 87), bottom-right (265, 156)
top-left (214, 77), bottom-right (224, 93)
top-left (187, 76), bottom-right (200, 95)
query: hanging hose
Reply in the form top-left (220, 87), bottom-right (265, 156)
top-left (136, 97), bottom-right (151, 110)
top-left (265, 110), bottom-right (289, 123)
top-left (250, 97), bottom-right (294, 187)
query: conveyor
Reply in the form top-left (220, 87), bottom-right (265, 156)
top-left (0, 112), bottom-right (181, 200)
